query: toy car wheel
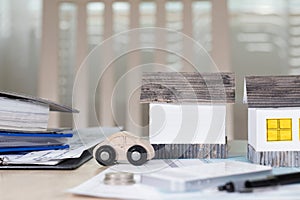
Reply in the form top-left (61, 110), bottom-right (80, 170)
top-left (127, 145), bottom-right (148, 166)
top-left (94, 145), bottom-right (116, 166)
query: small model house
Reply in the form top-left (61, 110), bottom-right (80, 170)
top-left (140, 72), bottom-right (235, 159)
top-left (244, 75), bottom-right (300, 167)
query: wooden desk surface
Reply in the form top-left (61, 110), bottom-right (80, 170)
top-left (0, 159), bottom-right (109, 200)
top-left (0, 141), bottom-right (248, 200)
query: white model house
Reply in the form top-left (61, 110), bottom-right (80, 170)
top-left (244, 75), bottom-right (300, 167)
top-left (140, 72), bottom-right (235, 159)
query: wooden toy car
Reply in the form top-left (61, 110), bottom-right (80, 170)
top-left (93, 131), bottom-right (155, 166)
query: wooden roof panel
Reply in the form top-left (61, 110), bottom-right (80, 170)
top-left (140, 72), bottom-right (235, 104)
top-left (245, 75), bottom-right (300, 108)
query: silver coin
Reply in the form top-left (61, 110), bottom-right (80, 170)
top-left (104, 172), bottom-right (135, 185)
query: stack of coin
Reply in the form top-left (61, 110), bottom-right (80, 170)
top-left (104, 172), bottom-right (135, 185)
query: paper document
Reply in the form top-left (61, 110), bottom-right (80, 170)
top-left (0, 91), bottom-right (78, 131)
top-left (69, 159), bottom-right (272, 200)
top-left (141, 161), bottom-right (271, 192)
top-left (0, 127), bottom-right (120, 165)
top-left (0, 131), bottom-right (72, 147)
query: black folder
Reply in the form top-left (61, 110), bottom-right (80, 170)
top-left (0, 149), bottom-right (92, 170)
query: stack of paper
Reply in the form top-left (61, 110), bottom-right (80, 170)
top-left (0, 127), bottom-right (121, 166)
top-left (0, 92), bottom-right (78, 153)
top-left (0, 97), bottom-right (49, 131)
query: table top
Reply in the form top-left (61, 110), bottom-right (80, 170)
top-left (0, 159), bottom-right (109, 200)
top-left (0, 140), bottom-right (249, 200)
top-left (2, 140), bottom-right (300, 200)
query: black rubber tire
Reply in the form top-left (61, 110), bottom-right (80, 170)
top-left (94, 145), bottom-right (116, 166)
top-left (127, 145), bottom-right (148, 166)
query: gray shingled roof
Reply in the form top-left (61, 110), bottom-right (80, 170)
top-left (140, 72), bottom-right (235, 104)
top-left (244, 75), bottom-right (300, 108)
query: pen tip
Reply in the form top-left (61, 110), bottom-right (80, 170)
top-left (218, 185), bottom-right (226, 191)
top-left (218, 182), bottom-right (235, 192)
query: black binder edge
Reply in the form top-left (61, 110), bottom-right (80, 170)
top-left (0, 150), bottom-right (92, 170)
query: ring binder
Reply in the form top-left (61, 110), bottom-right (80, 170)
top-left (0, 156), bottom-right (8, 165)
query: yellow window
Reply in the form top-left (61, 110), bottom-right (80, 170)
top-left (279, 130), bottom-right (292, 140)
top-left (299, 119), bottom-right (300, 140)
top-left (267, 129), bottom-right (278, 141)
top-left (280, 119), bottom-right (292, 129)
top-left (267, 119), bottom-right (278, 129)
top-left (266, 118), bottom-right (292, 142)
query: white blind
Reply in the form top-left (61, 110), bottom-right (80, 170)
top-left (39, 0), bottom-right (229, 137)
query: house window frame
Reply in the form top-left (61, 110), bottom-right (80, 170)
top-left (266, 118), bottom-right (292, 142)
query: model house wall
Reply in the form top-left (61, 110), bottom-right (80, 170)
top-left (249, 107), bottom-right (300, 152)
top-left (149, 103), bottom-right (226, 144)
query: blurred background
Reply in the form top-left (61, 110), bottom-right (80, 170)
top-left (0, 0), bottom-right (297, 140)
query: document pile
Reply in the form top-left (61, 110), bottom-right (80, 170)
top-left (0, 92), bottom-right (78, 153)
top-left (0, 127), bottom-right (120, 167)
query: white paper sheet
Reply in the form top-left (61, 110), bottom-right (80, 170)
top-left (68, 160), bottom-right (277, 200)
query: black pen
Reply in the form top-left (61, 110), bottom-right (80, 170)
top-left (218, 171), bottom-right (300, 193)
